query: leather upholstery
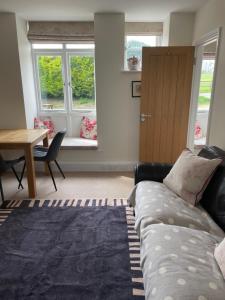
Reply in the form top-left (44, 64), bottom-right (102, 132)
top-left (198, 146), bottom-right (225, 232)
top-left (134, 162), bottom-right (173, 185)
top-left (135, 146), bottom-right (225, 232)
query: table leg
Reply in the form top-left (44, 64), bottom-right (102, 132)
top-left (43, 133), bottom-right (49, 174)
top-left (25, 145), bottom-right (36, 198)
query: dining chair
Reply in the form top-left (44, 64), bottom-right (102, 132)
top-left (0, 154), bottom-right (24, 202)
top-left (20, 130), bottom-right (66, 191)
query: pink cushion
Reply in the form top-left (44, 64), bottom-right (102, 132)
top-left (80, 116), bottom-right (97, 140)
top-left (163, 149), bottom-right (222, 205)
top-left (34, 117), bottom-right (55, 138)
top-left (214, 238), bottom-right (225, 279)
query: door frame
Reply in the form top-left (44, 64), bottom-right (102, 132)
top-left (187, 27), bottom-right (222, 150)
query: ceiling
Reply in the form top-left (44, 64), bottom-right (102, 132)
top-left (0, 0), bottom-right (208, 21)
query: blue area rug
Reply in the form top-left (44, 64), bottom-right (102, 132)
top-left (0, 199), bottom-right (144, 299)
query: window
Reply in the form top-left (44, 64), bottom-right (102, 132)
top-left (33, 43), bottom-right (95, 111)
top-left (37, 54), bottom-right (65, 110)
top-left (193, 41), bottom-right (218, 147)
top-left (188, 30), bottom-right (220, 150)
top-left (125, 35), bottom-right (161, 69)
top-left (32, 43), bottom-right (96, 138)
top-left (194, 53), bottom-right (216, 146)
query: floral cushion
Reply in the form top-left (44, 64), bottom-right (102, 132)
top-left (34, 117), bottom-right (55, 138)
top-left (80, 116), bottom-right (97, 140)
top-left (163, 149), bottom-right (222, 205)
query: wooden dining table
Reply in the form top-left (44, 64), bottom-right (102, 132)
top-left (0, 129), bottom-right (49, 198)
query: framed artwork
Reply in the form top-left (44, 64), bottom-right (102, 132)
top-left (132, 81), bottom-right (141, 98)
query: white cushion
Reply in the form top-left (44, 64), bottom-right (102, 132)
top-left (215, 238), bottom-right (225, 279)
top-left (163, 149), bottom-right (222, 205)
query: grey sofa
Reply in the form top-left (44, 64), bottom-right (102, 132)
top-left (130, 146), bottom-right (225, 300)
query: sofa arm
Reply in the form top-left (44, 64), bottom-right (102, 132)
top-left (134, 162), bottom-right (173, 185)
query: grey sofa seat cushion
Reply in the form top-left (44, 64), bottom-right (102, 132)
top-left (141, 224), bottom-right (225, 300)
top-left (134, 181), bottom-right (225, 238)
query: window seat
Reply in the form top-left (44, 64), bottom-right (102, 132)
top-left (38, 137), bottom-right (98, 150)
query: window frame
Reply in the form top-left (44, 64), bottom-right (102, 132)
top-left (187, 28), bottom-right (221, 150)
top-left (124, 34), bottom-right (162, 70)
top-left (32, 43), bottom-right (96, 115)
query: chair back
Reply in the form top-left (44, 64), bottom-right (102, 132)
top-left (0, 154), bottom-right (8, 174)
top-left (46, 130), bottom-right (66, 161)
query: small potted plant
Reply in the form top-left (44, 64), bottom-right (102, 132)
top-left (127, 56), bottom-right (140, 71)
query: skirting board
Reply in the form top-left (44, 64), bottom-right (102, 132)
top-left (35, 161), bottom-right (137, 172)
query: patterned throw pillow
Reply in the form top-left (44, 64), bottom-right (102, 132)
top-left (34, 117), bottom-right (55, 138)
top-left (214, 238), bottom-right (225, 279)
top-left (80, 116), bottom-right (97, 140)
top-left (163, 148), bottom-right (222, 205)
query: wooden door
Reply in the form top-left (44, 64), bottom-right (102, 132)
top-left (140, 46), bottom-right (195, 163)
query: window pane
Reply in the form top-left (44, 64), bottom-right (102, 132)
top-left (66, 43), bottom-right (95, 49)
top-left (69, 56), bottom-right (95, 110)
top-left (32, 44), bottom-right (63, 49)
top-left (195, 55), bottom-right (216, 146)
top-left (126, 35), bottom-right (157, 62)
top-left (37, 55), bottom-right (65, 110)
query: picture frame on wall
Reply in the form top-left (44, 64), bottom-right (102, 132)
top-left (132, 81), bottom-right (141, 98)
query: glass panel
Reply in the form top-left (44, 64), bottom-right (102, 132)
top-left (37, 55), bottom-right (65, 110)
top-left (32, 43), bottom-right (63, 49)
top-left (125, 35), bottom-right (158, 67)
top-left (66, 43), bottom-right (95, 49)
top-left (194, 41), bottom-right (217, 146)
top-left (69, 55), bottom-right (95, 109)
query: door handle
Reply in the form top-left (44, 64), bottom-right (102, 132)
top-left (140, 113), bottom-right (152, 122)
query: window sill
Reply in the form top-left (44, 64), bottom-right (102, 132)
top-left (194, 144), bottom-right (205, 151)
top-left (38, 137), bottom-right (98, 150)
top-left (121, 69), bottom-right (142, 73)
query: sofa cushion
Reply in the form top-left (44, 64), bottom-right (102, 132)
top-left (134, 181), bottom-right (225, 238)
top-left (80, 116), bottom-right (97, 140)
top-left (141, 224), bottom-right (225, 300)
top-left (163, 149), bottom-right (222, 205)
top-left (214, 238), bottom-right (225, 279)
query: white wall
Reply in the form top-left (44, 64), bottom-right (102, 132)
top-left (193, 0), bottom-right (225, 148)
top-left (16, 17), bottom-right (37, 129)
top-left (162, 15), bottom-right (170, 46)
top-left (0, 13), bottom-right (26, 129)
top-left (169, 12), bottom-right (195, 46)
top-left (163, 12), bottom-right (195, 46)
top-left (57, 13), bottom-right (141, 170)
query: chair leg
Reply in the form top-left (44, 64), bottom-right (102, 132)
top-left (18, 162), bottom-right (26, 189)
top-left (54, 160), bottom-right (65, 179)
top-left (47, 162), bottom-right (57, 191)
top-left (0, 177), bottom-right (4, 202)
top-left (11, 166), bottom-right (24, 189)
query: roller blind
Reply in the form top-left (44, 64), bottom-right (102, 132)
top-left (27, 21), bottom-right (94, 41)
top-left (125, 22), bottom-right (163, 36)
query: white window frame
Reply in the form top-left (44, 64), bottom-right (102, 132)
top-left (187, 28), bottom-right (221, 150)
top-left (124, 34), bottom-right (162, 69)
top-left (32, 43), bottom-right (96, 115)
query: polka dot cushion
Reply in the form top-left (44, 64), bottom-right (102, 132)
top-left (214, 238), bottom-right (225, 279)
top-left (133, 181), bottom-right (224, 238)
top-left (141, 224), bottom-right (225, 300)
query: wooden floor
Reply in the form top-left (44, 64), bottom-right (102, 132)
top-left (1, 172), bottom-right (134, 201)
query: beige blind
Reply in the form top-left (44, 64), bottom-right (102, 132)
top-left (27, 21), bottom-right (94, 41)
top-left (125, 22), bottom-right (163, 36)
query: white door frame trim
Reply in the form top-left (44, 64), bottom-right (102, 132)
top-left (187, 27), bottom-right (222, 150)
